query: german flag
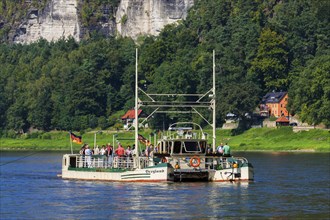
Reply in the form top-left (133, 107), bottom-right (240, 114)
top-left (138, 134), bottom-right (150, 146)
top-left (70, 132), bottom-right (82, 144)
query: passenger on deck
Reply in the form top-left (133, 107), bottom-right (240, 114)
top-left (106, 143), bottom-right (113, 166)
top-left (93, 145), bottom-right (100, 155)
top-left (84, 144), bottom-right (93, 168)
top-left (125, 146), bottom-right (132, 157)
top-left (154, 144), bottom-right (159, 153)
top-left (80, 145), bottom-right (86, 167)
top-left (132, 144), bottom-right (136, 156)
top-left (217, 143), bottom-right (224, 155)
top-left (79, 145), bottom-right (86, 155)
top-left (223, 143), bottom-right (231, 157)
top-left (100, 145), bottom-right (106, 155)
top-left (206, 144), bottom-right (212, 155)
top-left (206, 146), bottom-right (213, 169)
top-left (115, 143), bottom-right (125, 157)
top-left (146, 145), bottom-right (154, 158)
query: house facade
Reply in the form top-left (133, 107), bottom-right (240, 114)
top-left (260, 92), bottom-right (291, 118)
top-left (121, 109), bottom-right (144, 129)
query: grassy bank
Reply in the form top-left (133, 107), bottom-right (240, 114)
top-left (216, 127), bottom-right (329, 152)
top-left (0, 127), bottom-right (329, 152)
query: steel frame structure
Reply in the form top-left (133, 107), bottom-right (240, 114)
top-left (133, 49), bottom-right (217, 167)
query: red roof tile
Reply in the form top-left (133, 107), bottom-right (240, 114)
top-left (121, 109), bottom-right (142, 119)
top-left (276, 116), bottom-right (289, 122)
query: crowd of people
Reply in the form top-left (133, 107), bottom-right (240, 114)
top-left (79, 142), bottom-right (156, 168)
top-left (216, 142), bottom-right (231, 157)
top-left (79, 143), bottom-right (135, 157)
top-left (78, 140), bottom-right (230, 169)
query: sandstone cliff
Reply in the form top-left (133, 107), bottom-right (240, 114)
top-left (116, 0), bottom-right (194, 39)
top-left (12, 0), bottom-right (194, 44)
top-left (14, 0), bottom-right (80, 44)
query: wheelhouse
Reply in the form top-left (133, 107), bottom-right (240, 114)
top-left (157, 139), bottom-right (207, 155)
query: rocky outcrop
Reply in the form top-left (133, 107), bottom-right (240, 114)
top-left (116, 0), bottom-right (194, 39)
top-left (13, 0), bottom-right (194, 44)
top-left (14, 0), bottom-right (80, 44)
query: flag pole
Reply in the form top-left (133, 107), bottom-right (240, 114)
top-left (69, 132), bottom-right (73, 154)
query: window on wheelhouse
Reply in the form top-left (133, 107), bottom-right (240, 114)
top-left (182, 141), bottom-right (201, 153)
top-left (200, 141), bottom-right (207, 153)
top-left (173, 141), bottom-right (181, 154)
top-left (158, 141), bottom-right (172, 153)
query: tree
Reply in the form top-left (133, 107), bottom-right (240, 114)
top-left (26, 76), bottom-right (53, 131)
top-left (248, 28), bottom-right (288, 93)
top-left (217, 81), bottom-right (260, 130)
top-left (288, 54), bottom-right (330, 127)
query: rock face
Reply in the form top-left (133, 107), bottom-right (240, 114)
top-left (116, 0), bottom-right (194, 39)
top-left (14, 0), bottom-right (80, 44)
top-left (13, 0), bottom-right (194, 44)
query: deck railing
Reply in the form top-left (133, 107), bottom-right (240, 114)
top-left (73, 155), bottom-right (150, 170)
top-left (167, 156), bottom-right (248, 170)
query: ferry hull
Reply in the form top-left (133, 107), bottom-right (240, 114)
top-left (61, 154), bottom-right (253, 182)
top-left (210, 166), bottom-right (254, 182)
top-left (62, 170), bottom-right (173, 182)
top-left (62, 155), bottom-right (174, 182)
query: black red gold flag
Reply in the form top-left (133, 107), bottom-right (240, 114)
top-left (70, 132), bottom-right (82, 144)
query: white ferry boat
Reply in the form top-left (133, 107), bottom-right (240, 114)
top-left (61, 50), bottom-right (254, 182)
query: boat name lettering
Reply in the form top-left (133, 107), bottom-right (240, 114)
top-left (145, 169), bottom-right (165, 174)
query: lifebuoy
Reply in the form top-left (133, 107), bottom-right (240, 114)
top-left (189, 156), bottom-right (201, 168)
top-left (161, 157), bottom-right (167, 163)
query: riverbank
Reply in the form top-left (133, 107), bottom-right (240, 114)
top-left (0, 127), bottom-right (329, 152)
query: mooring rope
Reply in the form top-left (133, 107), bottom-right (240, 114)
top-left (0, 152), bottom-right (39, 167)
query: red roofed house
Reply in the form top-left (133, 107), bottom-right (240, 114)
top-left (276, 116), bottom-right (290, 126)
top-left (260, 92), bottom-right (291, 118)
top-left (121, 109), bottom-right (145, 129)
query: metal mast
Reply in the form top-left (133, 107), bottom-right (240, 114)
top-left (212, 50), bottom-right (216, 152)
top-left (135, 48), bottom-right (139, 167)
top-left (133, 49), bottom-right (216, 154)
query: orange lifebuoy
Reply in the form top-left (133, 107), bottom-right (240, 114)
top-left (161, 157), bottom-right (167, 163)
top-left (189, 156), bottom-right (201, 168)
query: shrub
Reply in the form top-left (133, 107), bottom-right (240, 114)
top-left (41, 133), bottom-right (52, 140)
top-left (5, 129), bottom-right (17, 138)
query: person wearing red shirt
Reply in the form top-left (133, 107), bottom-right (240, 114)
top-left (115, 143), bottom-right (125, 157)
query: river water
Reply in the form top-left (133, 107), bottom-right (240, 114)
top-left (0, 151), bottom-right (329, 219)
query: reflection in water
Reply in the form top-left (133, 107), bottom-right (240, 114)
top-left (0, 151), bottom-right (329, 219)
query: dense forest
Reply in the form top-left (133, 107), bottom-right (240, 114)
top-left (0, 0), bottom-right (329, 136)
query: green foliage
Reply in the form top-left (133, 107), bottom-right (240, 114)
top-left (79, 0), bottom-right (120, 30)
top-left (0, 37), bottom-right (135, 132)
top-left (0, 0), bottom-right (48, 43)
top-left (0, 0), bottom-right (329, 134)
top-left (248, 28), bottom-right (288, 93)
top-left (98, 116), bottom-right (108, 130)
top-left (0, 128), bottom-right (329, 152)
top-left (288, 54), bottom-right (330, 127)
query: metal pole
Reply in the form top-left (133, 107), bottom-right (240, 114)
top-left (70, 134), bottom-right (73, 154)
top-left (154, 133), bottom-right (156, 147)
top-left (135, 48), bottom-right (139, 168)
top-left (212, 50), bottom-right (216, 152)
top-left (94, 133), bottom-right (96, 148)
